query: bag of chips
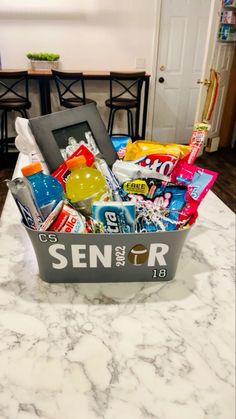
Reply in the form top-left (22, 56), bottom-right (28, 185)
top-left (124, 140), bottom-right (191, 176)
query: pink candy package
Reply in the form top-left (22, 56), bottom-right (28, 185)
top-left (172, 161), bottom-right (218, 221)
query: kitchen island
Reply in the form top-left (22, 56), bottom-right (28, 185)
top-left (0, 154), bottom-right (235, 419)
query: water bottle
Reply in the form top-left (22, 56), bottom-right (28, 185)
top-left (21, 161), bottom-right (64, 220)
top-left (65, 156), bottom-right (110, 216)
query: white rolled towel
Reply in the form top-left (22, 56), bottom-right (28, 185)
top-left (15, 117), bottom-right (49, 173)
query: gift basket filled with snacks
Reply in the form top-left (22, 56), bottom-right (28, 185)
top-left (8, 106), bottom-right (218, 283)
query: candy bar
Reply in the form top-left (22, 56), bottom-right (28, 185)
top-left (187, 123), bottom-right (210, 165)
top-left (94, 158), bottom-right (123, 201)
top-left (39, 200), bottom-right (64, 231)
top-left (6, 177), bottom-right (43, 230)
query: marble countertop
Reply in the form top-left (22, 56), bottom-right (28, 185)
top-left (0, 154), bottom-right (235, 419)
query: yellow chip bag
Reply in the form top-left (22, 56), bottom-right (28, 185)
top-left (123, 140), bottom-right (191, 176)
top-left (124, 140), bottom-right (191, 160)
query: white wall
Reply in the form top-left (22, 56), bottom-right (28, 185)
top-left (0, 0), bottom-right (157, 71)
top-left (0, 0), bottom-right (158, 135)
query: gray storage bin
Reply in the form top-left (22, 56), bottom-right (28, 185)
top-left (25, 225), bottom-right (190, 283)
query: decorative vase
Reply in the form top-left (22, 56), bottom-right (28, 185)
top-left (29, 60), bottom-right (60, 70)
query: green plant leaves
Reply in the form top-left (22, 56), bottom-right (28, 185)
top-left (26, 52), bottom-right (60, 61)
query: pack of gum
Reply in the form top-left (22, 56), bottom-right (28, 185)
top-left (91, 202), bottom-right (136, 233)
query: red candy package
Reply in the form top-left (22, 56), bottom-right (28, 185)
top-left (52, 144), bottom-right (95, 190)
top-left (186, 122), bottom-right (210, 165)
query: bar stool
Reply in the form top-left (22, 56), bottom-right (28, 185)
top-left (52, 69), bottom-right (96, 109)
top-left (0, 70), bottom-right (31, 153)
top-left (105, 71), bottom-right (145, 139)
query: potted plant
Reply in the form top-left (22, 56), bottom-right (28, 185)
top-left (26, 52), bottom-right (60, 70)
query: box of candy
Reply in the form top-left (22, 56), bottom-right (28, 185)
top-left (9, 113), bottom-right (218, 283)
top-left (220, 11), bottom-right (236, 24)
top-left (223, 0), bottom-right (236, 6)
top-left (218, 24), bottom-right (236, 41)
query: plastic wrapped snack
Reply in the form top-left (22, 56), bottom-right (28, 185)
top-left (172, 161), bottom-right (218, 223)
top-left (48, 203), bottom-right (86, 233)
top-left (112, 160), bottom-right (169, 184)
top-left (124, 140), bottom-right (191, 176)
top-left (187, 123), bottom-right (210, 165)
top-left (6, 177), bottom-right (43, 230)
top-left (111, 136), bottom-right (131, 159)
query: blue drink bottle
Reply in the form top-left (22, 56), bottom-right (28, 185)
top-left (21, 161), bottom-right (64, 220)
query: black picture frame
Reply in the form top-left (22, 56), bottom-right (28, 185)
top-left (29, 103), bottom-right (117, 173)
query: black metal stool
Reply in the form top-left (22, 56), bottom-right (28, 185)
top-left (0, 71), bottom-right (31, 153)
top-left (105, 71), bottom-right (145, 139)
top-left (52, 69), bottom-right (96, 109)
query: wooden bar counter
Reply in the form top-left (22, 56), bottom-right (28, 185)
top-left (0, 69), bottom-right (150, 138)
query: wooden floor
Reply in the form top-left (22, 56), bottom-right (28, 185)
top-left (0, 147), bottom-right (235, 217)
top-left (196, 147), bottom-right (236, 213)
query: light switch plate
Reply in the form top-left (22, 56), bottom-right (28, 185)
top-left (135, 58), bottom-right (146, 69)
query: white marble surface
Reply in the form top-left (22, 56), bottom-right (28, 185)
top-left (0, 154), bottom-right (235, 419)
